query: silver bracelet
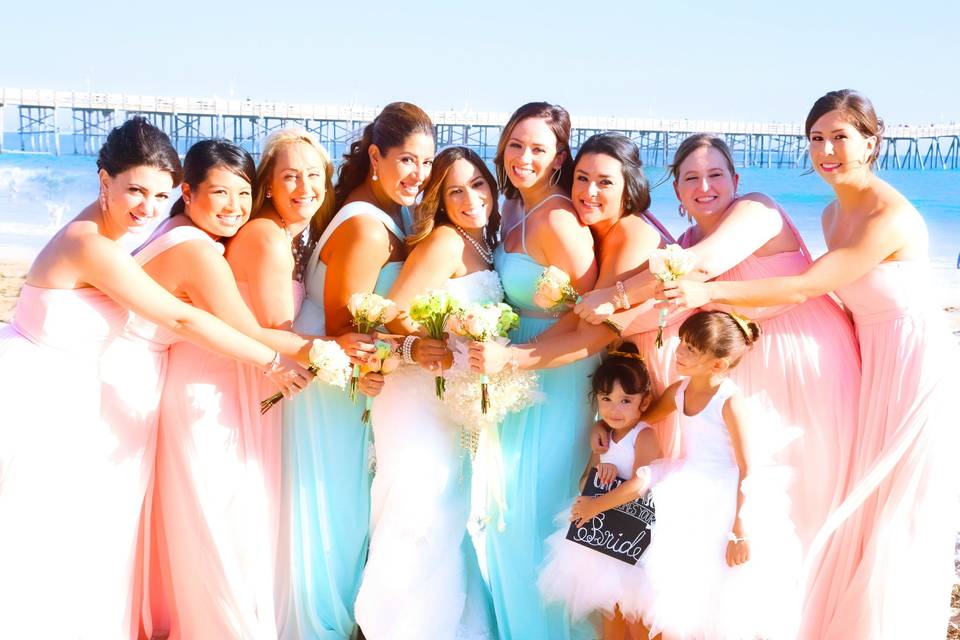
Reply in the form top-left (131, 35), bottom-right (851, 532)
top-left (727, 532), bottom-right (748, 543)
top-left (262, 351), bottom-right (281, 375)
top-left (402, 335), bottom-right (420, 365)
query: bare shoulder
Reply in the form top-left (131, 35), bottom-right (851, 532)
top-left (609, 215), bottom-right (662, 250)
top-left (415, 224), bottom-right (464, 258)
top-left (728, 192), bottom-right (783, 222)
top-left (229, 218), bottom-right (290, 260)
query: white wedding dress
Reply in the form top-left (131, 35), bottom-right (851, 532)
top-left (354, 270), bottom-right (503, 640)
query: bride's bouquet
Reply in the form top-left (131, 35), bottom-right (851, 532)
top-left (533, 265), bottom-right (581, 312)
top-left (648, 244), bottom-right (697, 347)
top-left (408, 289), bottom-right (461, 399)
top-left (443, 347), bottom-right (541, 457)
top-left (358, 338), bottom-right (401, 423)
top-left (448, 302), bottom-right (520, 414)
top-left (347, 292), bottom-right (399, 401)
top-left (260, 339), bottom-right (351, 414)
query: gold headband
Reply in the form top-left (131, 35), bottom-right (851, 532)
top-left (607, 349), bottom-right (645, 362)
top-left (728, 311), bottom-right (754, 339)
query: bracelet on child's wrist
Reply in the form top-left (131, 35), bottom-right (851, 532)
top-left (727, 532), bottom-right (748, 543)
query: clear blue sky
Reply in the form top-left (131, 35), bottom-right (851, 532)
top-left (2, 0), bottom-right (957, 126)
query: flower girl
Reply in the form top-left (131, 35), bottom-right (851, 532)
top-left (631, 310), bottom-right (800, 639)
top-left (539, 342), bottom-right (661, 640)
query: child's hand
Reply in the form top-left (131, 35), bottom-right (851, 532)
top-left (590, 420), bottom-right (611, 454)
top-left (725, 538), bottom-right (750, 567)
top-left (596, 463), bottom-right (618, 486)
top-left (570, 496), bottom-right (601, 527)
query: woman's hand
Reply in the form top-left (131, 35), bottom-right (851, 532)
top-left (659, 279), bottom-right (712, 310)
top-left (725, 538), bottom-right (751, 567)
top-left (574, 286), bottom-right (617, 325)
top-left (570, 496), bottom-right (602, 527)
top-left (358, 371), bottom-right (385, 397)
top-left (591, 420), bottom-right (611, 454)
top-left (467, 341), bottom-right (512, 375)
top-left (266, 356), bottom-right (313, 398)
top-left (412, 337), bottom-right (451, 373)
top-left (335, 332), bottom-right (377, 367)
top-left (596, 462), bottom-right (618, 486)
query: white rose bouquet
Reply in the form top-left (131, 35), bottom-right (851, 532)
top-left (448, 302), bottom-right (520, 414)
top-left (346, 292), bottom-right (399, 401)
top-left (648, 244), bottom-right (697, 347)
top-left (532, 265), bottom-right (581, 311)
top-left (260, 339), bottom-right (351, 414)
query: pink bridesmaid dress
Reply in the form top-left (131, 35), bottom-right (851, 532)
top-left (0, 285), bottom-right (131, 638)
top-left (150, 242), bottom-right (303, 640)
top-left (97, 225), bottom-right (209, 639)
top-left (803, 260), bottom-right (958, 639)
top-left (691, 216), bottom-right (863, 551)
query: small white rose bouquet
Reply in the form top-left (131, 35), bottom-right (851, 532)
top-left (448, 302), bottom-right (520, 414)
top-left (358, 338), bottom-right (401, 423)
top-left (408, 289), bottom-right (461, 399)
top-left (260, 339), bottom-right (351, 414)
top-left (532, 265), bottom-right (581, 312)
top-left (534, 265), bottom-right (624, 335)
top-left (347, 292), bottom-right (399, 401)
top-left (648, 244), bottom-right (697, 347)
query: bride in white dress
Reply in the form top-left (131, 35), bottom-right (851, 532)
top-left (354, 148), bottom-right (501, 640)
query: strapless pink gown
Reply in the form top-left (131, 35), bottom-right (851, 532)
top-left (803, 261), bottom-right (958, 640)
top-left (0, 285), bottom-right (133, 638)
top-left (98, 226), bottom-right (208, 639)
top-left (152, 275), bottom-right (303, 640)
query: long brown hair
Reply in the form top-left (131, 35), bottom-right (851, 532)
top-left (408, 146), bottom-right (500, 248)
top-left (334, 102), bottom-right (435, 210)
top-left (494, 102), bottom-right (574, 200)
top-left (253, 129), bottom-right (335, 279)
top-left (804, 89), bottom-right (884, 168)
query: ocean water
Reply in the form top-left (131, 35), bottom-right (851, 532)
top-left (1, 153), bottom-right (958, 294)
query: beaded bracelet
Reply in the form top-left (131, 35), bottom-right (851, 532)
top-left (614, 280), bottom-right (630, 310)
top-left (402, 335), bottom-right (420, 365)
top-left (727, 532), bottom-right (748, 543)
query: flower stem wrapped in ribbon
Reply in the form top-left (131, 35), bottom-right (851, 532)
top-left (359, 338), bottom-right (401, 423)
top-left (260, 339), bottom-right (351, 414)
top-left (346, 293), bottom-right (399, 402)
top-left (648, 244), bottom-right (697, 347)
top-left (407, 289), bottom-right (461, 399)
top-left (448, 302), bottom-right (520, 414)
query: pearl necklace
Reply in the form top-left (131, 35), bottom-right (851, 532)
top-left (453, 224), bottom-right (493, 265)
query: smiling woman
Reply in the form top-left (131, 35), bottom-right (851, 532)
top-left (279, 103), bottom-right (440, 640)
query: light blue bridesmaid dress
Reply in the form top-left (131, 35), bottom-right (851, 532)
top-left (487, 200), bottom-right (597, 640)
top-left (278, 202), bottom-right (410, 640)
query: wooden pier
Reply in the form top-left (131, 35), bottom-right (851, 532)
top-left (2, 88), bottom-right (959, 170)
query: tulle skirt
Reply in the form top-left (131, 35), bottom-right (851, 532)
top-left (539, 509), bottom-right (652, 622)
top-left (635, 462), bottom-right (801, 640)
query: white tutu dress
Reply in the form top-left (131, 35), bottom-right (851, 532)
top-left (538, 421), bottom-right (654, 621)
top-left (632, 378), bottom-right (801, 640)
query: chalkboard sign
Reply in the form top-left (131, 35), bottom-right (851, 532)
top-left (565, 468), bottom-right (656, 565)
